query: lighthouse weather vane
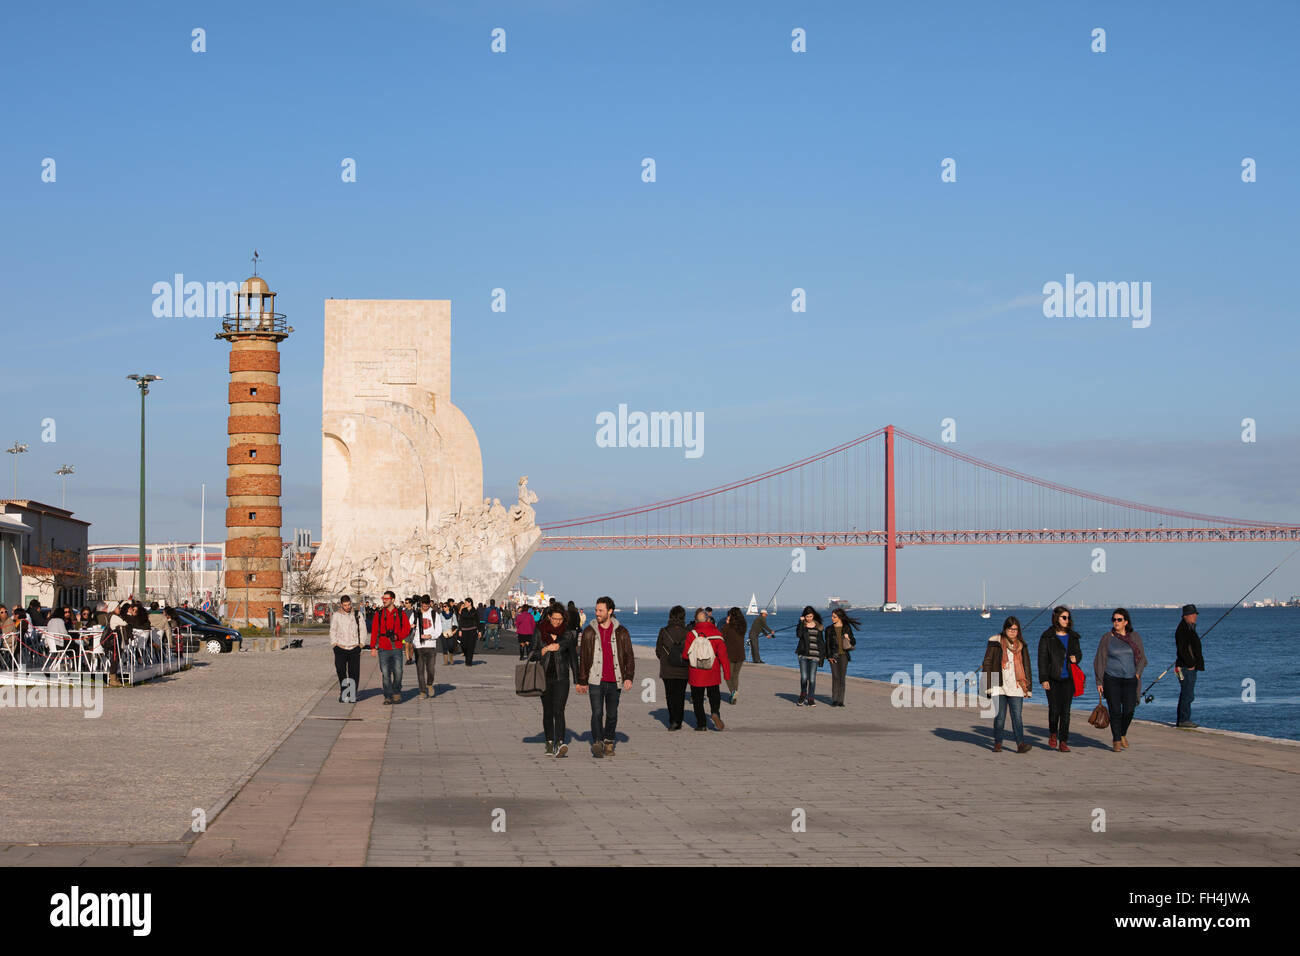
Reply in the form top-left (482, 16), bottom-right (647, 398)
top-left (251, 250), bottom-right (260, 276)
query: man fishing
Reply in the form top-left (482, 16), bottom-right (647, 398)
top-left (1173, 604), bottom-right (1205, 729)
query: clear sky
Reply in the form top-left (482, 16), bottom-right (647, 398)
top-left (3, 0), bottom-right (1298, 607)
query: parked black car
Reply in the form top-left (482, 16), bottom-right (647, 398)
top-left (171, 607), bottom-right (240, 654)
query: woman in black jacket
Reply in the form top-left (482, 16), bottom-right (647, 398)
top-left (795, 606), bottom-right (828, 706)
top-left (1037, 605), bottom-right (1083, 752)
top-left (533, 604), bottom-right (578, 756)
top-left (826, 608), bottom-right (860, 707)
top-left (656, 605), bottom-right (691, 730)
top-left (457, 598), bottom-right (481, 666)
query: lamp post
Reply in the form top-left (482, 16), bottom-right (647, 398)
top-left (55, 464), bottom-right (75, 509)
top-left (5, 442), bottom-right (28, 498)
top-left (126, 374), bottom-right (162, 600)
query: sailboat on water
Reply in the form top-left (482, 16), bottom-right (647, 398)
top-left (980, 580), bottom-right (991, 619)
top-left (746, 593), bottom-right (759, 615)
top-left (634, 598), bottom-right (638, 615)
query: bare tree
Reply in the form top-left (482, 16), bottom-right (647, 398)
top-left (285, 559), bottom-right (330, 621)
top-left (27, 548), bottom-right (90, 605)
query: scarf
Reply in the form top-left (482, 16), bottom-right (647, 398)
top-left (1112, 627), bottom-right (1141, 656)
top-left (1001, 637), bottom-right (1031, 695)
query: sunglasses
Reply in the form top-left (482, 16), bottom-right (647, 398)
top-left (1112, 617), bottom-right (1125, 623)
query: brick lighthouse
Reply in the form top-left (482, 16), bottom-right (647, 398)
top-left (215, 256), bottom-right (293, 627)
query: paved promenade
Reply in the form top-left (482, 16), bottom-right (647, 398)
top-left (5, 636), bottom-right (1298, 866)
top-left (192, 642), bottom-right (1298, 866)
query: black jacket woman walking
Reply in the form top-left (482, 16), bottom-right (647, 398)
top-left (1037, 606), bottom-right (1083, 752)
top-left (720, 607), bottom-right (747, 704)
top-left (795, 606), bottom-right (828, 706)
top-left (457, 599), bottom-right (481, 666)
top-left (1095, 607), bottom-right (1147, 752)
top-left (656, 606), bottom-right (691, 730)
top-left (826, 608), bottom-right (859, 707)
top-left (534, 605), bottom-right (578, 756)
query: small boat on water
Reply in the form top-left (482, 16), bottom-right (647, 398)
top-left (634, 598), bottom-right (638, 615)
top-left (980, 580), bottom-right (991, 619)
top-left (746, 594), bottom-right (759, 615)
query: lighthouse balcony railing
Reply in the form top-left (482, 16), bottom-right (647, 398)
top-left (220, 313), bottom-right (288, 334)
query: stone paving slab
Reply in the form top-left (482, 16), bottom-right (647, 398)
top-left (365, 648), bottom-right (1300, 866)
top-left (0, 641), bottom-right (337, 849)
top-left (8, 635), bottom-right (1298, 866)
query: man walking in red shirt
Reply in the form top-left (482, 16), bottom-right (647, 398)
top-left (370, 590), bottom-right (411, 704)
top-left (576, 596), bottom-right (634, 758)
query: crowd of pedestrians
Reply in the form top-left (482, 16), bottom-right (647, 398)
top-left (322, 589), bottom-right (1210, 758)
top-left (978, 603), bottom-right (1204, 754)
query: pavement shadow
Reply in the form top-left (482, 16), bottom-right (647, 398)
top-left (574, 730), bottom-right (631, 744)
top-left (648, 707), bottom-right (672, 727)
top-left (932, 726), bottom-right (993, 748)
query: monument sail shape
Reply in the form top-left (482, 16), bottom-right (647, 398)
top-left (312, 299), bottom-right (540, 601)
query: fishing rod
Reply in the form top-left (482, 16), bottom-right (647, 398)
top-left (1142, 543), bottom-right (1300, 702)
top-left (1023, 573), bottom-right (1093, 630)
top-left (763, 564), bottom-right (794, 614)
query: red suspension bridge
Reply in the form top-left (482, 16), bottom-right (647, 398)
top-left (538, 425), bottom-right (1300, 608)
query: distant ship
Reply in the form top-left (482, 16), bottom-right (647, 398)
top-left (828, 597), bottom-right (850, 611)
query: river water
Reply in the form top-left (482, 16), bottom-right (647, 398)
top-left (614, 605), bottom-right (1299, 741)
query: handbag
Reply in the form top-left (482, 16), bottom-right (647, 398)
top-left (1088, 703), bottom-right (1111, 729)
top-left (1070, 662), bottom-right (1086, 698)
top-left (514, 658), bottom-right (547, 697)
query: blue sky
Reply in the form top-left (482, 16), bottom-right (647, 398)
top-left (2, 0), bottom-right (1298, 606)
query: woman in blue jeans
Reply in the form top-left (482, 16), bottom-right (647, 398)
top-left (794, 606), bottom-right (827, 706)
top-left (1095, 607), bottom-right (1147, 752)
top-left (980, 616), bottom-right (1033, 752)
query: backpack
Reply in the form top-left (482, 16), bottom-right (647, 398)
top-left (687, 629), bottom-right (716, 669)
top-left (488, 607), bottom-right (500, 624)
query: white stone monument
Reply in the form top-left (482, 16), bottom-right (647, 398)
top-left (311, 299), bottom-right (540, 601)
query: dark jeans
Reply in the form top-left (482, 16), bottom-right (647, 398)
top-left (1103, 674), bottom-right (1139, 741)
top-left (725, 660), bottom-right (742, 695)
top-left (542, 679), bottom-right (570, 744)
top-left (333, 645), bottom-right (360, 697)
top-left (663, 677), bottom-right (687, 725)
top-left (691, 684), bottom-right (721, 726)
top-left (798, 656), bottom-right (819, 698)
top-left (415, 647), bottom-right (437, 695)
top-left (993, 694), bottom-right (1025, 745)
top-left (749, 634), bottom-right (765, 663)
top-left (829, 656), bottom-right (848, 705)
top-left (460, 630), bottom-right (479, 666)
top-left (1046, 678), bottom-right (1073, 742)
top-left (518, 634), bottom-right (532, 659)
top-left (377, 647), bottom-right (403, 699)
top-left (485, 624), bottom-right (501, 649)
top-left (588, 681), bottom-right (620, 743)
top-left (1177, 668), bottom-right (1197, 724)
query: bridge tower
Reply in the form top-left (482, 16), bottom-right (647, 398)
top-left (215, 257), bottom-right (293, 627)
top-left (882, 425), bottom-right (901, 611)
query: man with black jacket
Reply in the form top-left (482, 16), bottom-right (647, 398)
top-left (1174, 604), bottom-right (1205, 728)
top-left (1037, 606), bottom-right (1083, 752)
